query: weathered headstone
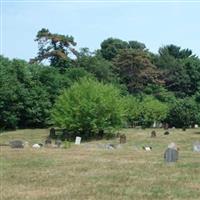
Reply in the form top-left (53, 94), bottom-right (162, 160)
top-left (193, 141), bottom-right (200, 152)
top-left (164, 148), bottom-right (178, 162)
top-left (23, 141), bottom-right (29, 147)
top-left (105, 144), bottom-right (115, 149)
top-left (75, 136), bottom-right (81, 145)
top-left (151, 130), bottom-right (156, 138)
top-left (120, 134), bottom-right (126, 144)
top-left (9, 140), bottom-right (24, 148)
top-left (55, 139), bottom-right (62, 147)
top-left (164, 142), bottom-right (179, 162)
top-left (153, 121), bottom-right (156, 128)
top-left (182, 127), bottom-right (186, 131)
top-left (164, 131), bottom-right (170, 135)
top-left (38, 143), bottom-right (43, 147)
top-left (45, 137), bottom-right (52, 144)
top-left (49, 128), bottom-right (56, 139)
top-left (163, 123), bottom-right (169, 130)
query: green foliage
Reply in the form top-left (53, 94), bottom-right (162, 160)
top-left (113, 49), bottom-right (162, 93)
top-left (140, 96), bottom-right (169, 127)
top-left (128, 41), bottom-right (146, 50)
top-left (143, 84), bottom-right (176, 104)
top-left (31, 28), bottom-right (78, 72)
top-left (51, 78), bottom-right (126, 139)
top-left (77, 49), bottom-right (117, 83)
top-left (167, 98), bottom-right (200, 128)
top-left (123, 95), bottom-right (142, 127)
top-left (100, 38), bottom-right (129, 60)
top-left (159, 44), bottom-right (192, 59)
top-left (0, 56), bottom-right (91, 129)
top-left (2, 29), bottom-right (200, 132)
top-left (124, 95), bottom-right (169, 128)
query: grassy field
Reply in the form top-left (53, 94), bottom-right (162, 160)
top-left (0, 128), bottom-right (200, 200)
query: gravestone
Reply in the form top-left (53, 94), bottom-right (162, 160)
top-left (45, 138), bottom-right (52, 144)
top-left (194, 124), bottom-right (199, 128)
top-left (23, 141), bottom-right (29, 148)
top-left (55, 139), bottom-right (62, 147)
top-left (182, 127), bottom-right (186, 131)
top-left (164, 148), bottom-right (178, 162)
top-left (168, 142), bottom-right (178, 150)
top-left (193, 141), bottom-right (200, 152)
top-left (151, 130), bottom-right (156, 138)
top-left (75, 136), bottom-right (81, 145)
top-left (153, 121), bottom-right (156, 128)
top-left (164, 131), bottom-right (170, 135)
top-left (32, 144), bottom-right (40, 148)
top-left (38, 143), bottom-right (43, 147)
top-left (163, 123), bottom-right (169, 130)
top-left (49, 128), bottom-right (56, 139)
top-left (45, 137), bottom-right (52, 146)
top-left (164, 143), bottom-right (179, 162)
top-left (143, 146), bottom-right (152, 151)
top-left (105, 144), bottom-right (115, 149)
top-left (119, 134), bottom-right (126, 144)
top-left (9, 140), bottom-right (24, 148)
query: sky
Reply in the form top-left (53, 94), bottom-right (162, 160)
top-left (1, 0), bottom-right (200, 61)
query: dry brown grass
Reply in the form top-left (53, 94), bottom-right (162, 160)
top-left (0, 128), bottom-right (200, 200)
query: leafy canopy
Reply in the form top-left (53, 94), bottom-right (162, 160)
top-left (51, 78), bottom-right (126, 139)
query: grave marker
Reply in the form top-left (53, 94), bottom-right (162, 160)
top-left (75, 136), bottom-right (81, 145)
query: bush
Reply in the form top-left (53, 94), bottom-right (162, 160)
top-left (124, 95), bottom-right (168, 128)
top-left (51, 78), bottom-right (125, 139)
top-left (124, 95), bottom-right (142, 127)
top-left (167, 98), bottom-right (200, 128)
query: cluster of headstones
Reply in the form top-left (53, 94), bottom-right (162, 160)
top-left (4, 130), bottom-right (200, 164)
top-left (150, 130), bottom-right (170, 138)
top-left (7, 135), bottom-right (82, 149)
top-left (7, 138), bottom-right (63, 149)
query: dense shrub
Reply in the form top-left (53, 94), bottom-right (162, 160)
top-left (124, 95), bottom-right (169, 128)
top-left (0, 56), bottom-right (92, 129)
top-left (167, 98), bottom-right (200, 128)
top-left (51, 78), bottom-right (126, 139)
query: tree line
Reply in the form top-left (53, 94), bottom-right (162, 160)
top-left (1, 28), bottom-right (200, 135)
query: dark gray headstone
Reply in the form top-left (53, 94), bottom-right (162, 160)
top-left (9, 140), bottom-right (24, 148)
top-left (164, 148), bottom-right (178, 162)
top-left (164, 131), bottom-right (170, 135)
top-left (49, 128), bottom-right (56, 139)
top-left (45, 137), bottom-right (52, 145)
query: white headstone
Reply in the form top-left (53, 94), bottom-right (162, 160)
top-left (143, 146), bottom-right (152, 151)
top-left (24, 141), bottom-right (29, 147)
top-left (194, 124), bottom-right (199, 128)
top-left (144, 147), bottom-right (151, 151)
top-left (32, 144), bottom-right (40, 148)
top-left (193, 141), bottom-right (200, 152)
top-left (75, 136), bottom-right (81, 145)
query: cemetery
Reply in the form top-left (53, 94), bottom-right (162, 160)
top-left (1, 2), bottom-right (200, 200)
top-left (0, 128), bottom-right (200, 200)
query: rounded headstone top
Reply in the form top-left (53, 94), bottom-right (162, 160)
top-left (32, 144), bottom-right (41, 148)
top-left (168, 142), bottom-right (178, 150)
